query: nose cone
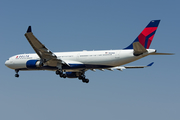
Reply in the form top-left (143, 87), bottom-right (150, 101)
top-left (5, 60), bottom-right (12, 68)
top-left (5, 60), bottom-right (10, 67)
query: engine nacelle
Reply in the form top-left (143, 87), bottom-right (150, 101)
top-left (65, 72), bottom-right (80, 78)
top-left (26, 60), bottom-right (43, 68)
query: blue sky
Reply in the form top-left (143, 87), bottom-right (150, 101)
top-left (0, 0), bottom-right (179, 120)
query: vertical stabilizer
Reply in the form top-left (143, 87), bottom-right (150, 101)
top-left (125, 20), bottom-right (160, 49)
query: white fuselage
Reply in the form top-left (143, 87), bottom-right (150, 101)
top-left (5, 49), bottom-right (156, 71)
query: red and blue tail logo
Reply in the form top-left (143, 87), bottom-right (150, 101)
top-left (125, 20), bottom-right (160, 49)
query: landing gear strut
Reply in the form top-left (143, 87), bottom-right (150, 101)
top-left (15, 69), bottom-right (19, 78)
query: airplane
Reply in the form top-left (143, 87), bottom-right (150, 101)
top-left (5, 20), bottom-right (173, 83)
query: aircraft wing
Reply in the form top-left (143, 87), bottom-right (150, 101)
top-left (106, 62), bottom-right (154, 71)
top-left (24, 26), bottom-right (64, 66)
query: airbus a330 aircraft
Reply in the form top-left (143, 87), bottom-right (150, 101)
top-left (5, 20), bottom-right (172, 83)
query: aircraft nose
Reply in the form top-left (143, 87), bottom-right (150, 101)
top-left (5, 60), bottom-right (10, 67)
top-left (5, 60), bottom-right (8, 66)
top-left (5, 59), bottom-right (15, 69)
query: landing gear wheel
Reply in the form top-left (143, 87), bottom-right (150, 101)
top-left (56, 69), bottom-right (66, 79)
top-left (15, 74), bottom-right (19, 78)
top-left (85, 79), bottom-right (89, 83)
top-left (59, 73), bottom-right (66, 78)
top-left (59, 74), bottom-right (63, 77)
top-left (82, 79), bottom-right (89, 83)
top-left (56, 70), bottom-right (63, 75)
top-left (62, 74), bottom-right (66, 78)
top-left (78, 76), bottom-right (84, 80)
top-left (56, 70), bottom-right (60, 75)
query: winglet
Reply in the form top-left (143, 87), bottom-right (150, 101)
top-left (147, 62), bottom-right (154, 67)
top-left (27, 26), bottom-right (32, 33)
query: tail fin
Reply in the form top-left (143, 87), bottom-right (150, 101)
top-left (125, 20), bottom-right (160, 49)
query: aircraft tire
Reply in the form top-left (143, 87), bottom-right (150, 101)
top-left (56, 70), bottom-right (60, 75)
top-left (62, 74), bottom-right (66, 78)
top-left (85, 79), bottom-right (89, 83)
top-left (15, 74), bottom-right (19, 78)
top-left (82, 79), bottom-right (89, 83)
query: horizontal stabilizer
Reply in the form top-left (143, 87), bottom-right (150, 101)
top-left (107, 62), bottom-right (154, 71)
top-left (124, 62), bottom-right (154, 68)
top-left (149, 53), bottom-right (174, 55)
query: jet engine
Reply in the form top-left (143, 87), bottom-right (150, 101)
top-left (26, 60), bottom-right (43, 68)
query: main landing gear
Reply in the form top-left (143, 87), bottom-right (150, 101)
top-left (15, 69), bottom-right (19, 78)
top-left (55, 70), bottom-right (89, 83)
top-left (78, 75), bottom-right (89, 83)
top-left (56, 70), bottom-right (66, 78)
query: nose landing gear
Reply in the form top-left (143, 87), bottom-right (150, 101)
top-left (15, 69), bottom-right (19, 78)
